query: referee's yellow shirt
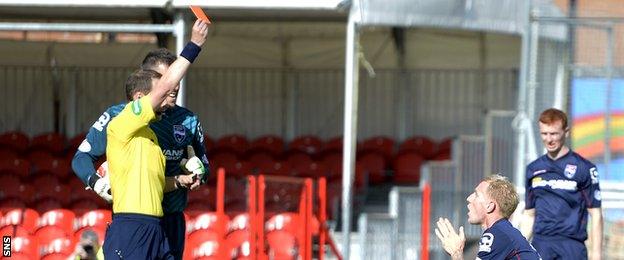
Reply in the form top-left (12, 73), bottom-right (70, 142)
top-left (106, 95), bottom-right (166, 217)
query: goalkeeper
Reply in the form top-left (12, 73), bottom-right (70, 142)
top-left (71, 20), bottom-right (209, 259)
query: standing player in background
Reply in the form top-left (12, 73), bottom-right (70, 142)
top-left (435, 174), bottom-right (541, 260)
top-left (520, 108), bottom-right (603, 260)
top-left (72, 20), bottom-right (209, 259)
top-left (72, 47), bottom-right (209, 259)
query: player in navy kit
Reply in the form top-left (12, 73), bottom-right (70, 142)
top-left (72, 45), bottom-right (209, 259)
top-left (520, 108), bottom-right (602, 260)
top-left (435, 174), bottom-right (541, 260)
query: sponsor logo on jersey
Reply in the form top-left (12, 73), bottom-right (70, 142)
top-left (564, 164), bottom-right (577, 179)
top-left (590, 167), bottom-right (599, 184)
top-left (173, 125), bottom-right (186, 143)
top-left (78, 139), bottom-right (92, 153)
top-left (532, 177), bottom-right (577, 191)
top-left (594, 190), bottom-right (601, 201)
top-left (533, 169), bottom-right (546, 176)
top-left (131, 100), bottom-right (142, 115)
top-left (163, 149), bottom-right (184, 160)
top-left (478, 233), bottom-right (494, 253)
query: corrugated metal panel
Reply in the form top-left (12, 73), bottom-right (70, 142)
top-left (292, 70), bottom-right (344, 139)
top-left (0, 66), bottom-right (54, 136)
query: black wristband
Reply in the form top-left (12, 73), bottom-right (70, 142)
top-left (87, 173), bottom-right (100, 189)
top-left (180, 42), bottom-right (201, 63)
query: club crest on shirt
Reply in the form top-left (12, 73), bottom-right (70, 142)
top-left (564, 164), bottom-right (577, 179)
top-left (478, 233), bottom-right (494, 253)
top-left (173, 125), bottom-right (186, 143)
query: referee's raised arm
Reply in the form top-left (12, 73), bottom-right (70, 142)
top-left (149, 19), bottom-right (209, 110)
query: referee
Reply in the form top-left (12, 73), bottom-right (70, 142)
top-left (102, 19), bottom-right (208, 259)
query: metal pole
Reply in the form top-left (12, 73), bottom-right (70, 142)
top-left (342, 1), bottom-right (360, 258)
top-left (0, 22), bottom-right (175, 33)
top-left (515, 0), bottom-right (532, 190)
top-left (174, 12), bottom-right (186, 107)
top-left (605, 26), bottom-right (614, 179)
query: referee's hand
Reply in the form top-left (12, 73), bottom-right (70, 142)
top-left (191, 19), bottom-right (209, 47)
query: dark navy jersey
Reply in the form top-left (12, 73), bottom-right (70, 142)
top-left (477, 219), bottom-right (541, 260)
top-left (72, 103), bottom-right (209, 213)
top-left (525, 151), bottom-right (601, 242)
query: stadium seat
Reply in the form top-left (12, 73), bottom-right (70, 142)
top-left (30, 157), bottom-right (71, 180)
top-left (257, 161), bottom-right (290, 176)
top-left (0, 225), bottom-right (30, 238)
top-left (33, 182), bottom-right (70, 206)
top-left (286, 152), bottom-right (313, 167)
top-left (228, 213), bottom-right (249, 233)
top-left (33, 198), bottom-right (64, 214)
top-left (187, 229), bottom-right (225, 259)
top-left (248, 135), bottom-right (284, 158)
top-left (29, 132), bottom-right (66, 156)
top-left (356, 152), bottom-right (387, 184)
top-left (226, 230), bottom-right (251, 260)
top-left (321, 152), bottom-right (342, 180)
top-left (0, 147), bottom-right (19, 162)
top-left (211, 151), bottom-right (251, 177)
top-left (69, 199), bottom-right (102, 216)
top-left (266, 230), bottom-right (298, 259)
top-left (35, 226), bottom-right (70, 249)
top-left (265, 212), bottom-right (300, 236)
top-left (187, 185), bottom-right (216, 210)
top-left (247, 150), bottom-right (275, 172)
top-left (0, 158), bottom-right (31, 178)
top-left (2, 208), bottom-right (40, 234)
top-left (0, 131), bottom-right (29, 154)
top-left (215, 134), bottom-right (249, 156)
top-left (321, 136), bottom-right (343, 155)
top-left (0, 182), bottom-right (34, 205)
top-left (37, 209), bottom-right (76, 232)
top-left (287, 135), bottom-right (323, 157)
top-left (0, 174), bottom-right (22, 190)
top-left (186, 201), bottom-right (214, 218)
top-left (291, 161), bottom-right (326, 178)
top-left (0, 198), bottom-right (27, 213)
top-left (359, 136), bottom-right (395, 160)
top-left (191, 212), bottom-right (229, 236)
top-left (76, 209), bottom-right (111, 230)
top-left (7, 236), bottom-right (39, 259)
top-left (399, 136), bottom-right (437, 159)
top-left (392, 153), bottom-right (424, 184)
top-left (203, 133), bottom-right (215, 153)
top-left (435, 137), bottom-right (453, 156)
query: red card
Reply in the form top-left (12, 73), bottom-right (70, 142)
top-left (190, 6), bottom-right (211, 24)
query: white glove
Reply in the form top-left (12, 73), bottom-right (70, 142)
top-left (185, 156), bottom-right (206, 178)
top-left (87, 174), bottom-right (112, 203)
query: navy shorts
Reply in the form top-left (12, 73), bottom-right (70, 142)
top-left (162, 212), bottom-right (186, 260)
top-left (103, 213), bottom-right (174, 260)
top-left (533, 235), bottom-right (587, 260)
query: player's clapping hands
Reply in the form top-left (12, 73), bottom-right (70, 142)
top-left (190, 19), bottom-right (209, 47)
top-left (435, 217), bottom-right (465, 260)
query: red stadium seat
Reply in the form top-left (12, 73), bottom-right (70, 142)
top-left (0, 147), bottom-right (19, 162)
top-left (225, 229), bottom-right (251, 260)
top-left (187, 185), bottom-right (216, 211)
top-left (266, 231), bottom-right (298, 259)
top-left (187, 229), bottom-right (225, 259)
top-left (288, 135), bottom-right (323, 157)
top-left (356, 152), bottom-right (387, 184)
top-left (399, 136), bottom-right (437, 159)
top-left (265, 212), bottom-right (300, 236)
top-left (186, 201), bottom-right (214, 218)
top-left (392, 153), bottom-right (424, 184)
top-left (29, 132), bottom-right (66, 156)
top-left (257, 161), bottom-right (290, 176)
top-left (69, 199), bottom-right (102, 216)
top-left (436, 137), bottom-right (453, 156)
top-left (286, 152), bottom-right (313, 167)
top-left (0, 198), bottom-right (27, 213)
top-left (291, 161), bottom-right (326, 178)
top-left (321, 152), bottom-right (342, 180)
top-left (228, 213), bottom-right (249, 233)
top-left (33, 183), bottom-right (71, 206)
top-left (38, 209), bottom-right (76, 232)
top-left (30, 157), bottom-right (71, 180)
top-left (35, 226), bottom-right (70, 248)
top-left (359, 136), bottom-right (395, 160)
top-left (33, 199), bottom-right (64, 214)
top-left (191, 212), bottom-right (229, 236)
top-left (0, 131), bottom-right (29, 154)
top-left (215, 134), bottom-right (249, 156)
top-left (321, 136), bottom-right (343, 155)
top-left (0, 174), bottom-right (22, 190)
top-left (2, 208), bottom-right (40, 234)
top-left (0, 158), bottom-right (31, 178)
top-left (248, 135), bottom-right (284, 158)
top-left (203, 133), bottom-right (215, 153)
top-left (0, 182), bottom-right (34, 204)
top-left (8, 236), bottom-right (39, 259)
top-left (76, 209), bottom-right (111, 230)
top-left (247, 150), bottom-right (275, 171)
top-left (0, 225), bottom-right (30, 238)
top-left (211, 152), bottom-right (251, 177)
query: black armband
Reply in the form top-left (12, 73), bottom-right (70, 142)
top-left (180, 42), bottom-right (201, 63)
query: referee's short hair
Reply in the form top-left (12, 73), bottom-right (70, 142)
top-left (141, 48), bottom-right (177, 70)
top-left (484, 174), bottom-right (519, 219)
top-left (125, 69), bottom-right (162, 101)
